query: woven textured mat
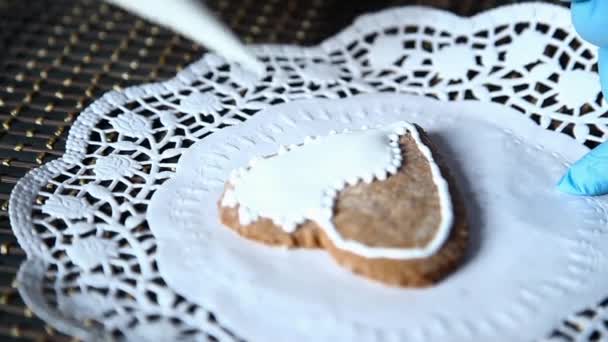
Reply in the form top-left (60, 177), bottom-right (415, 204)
top-left (0, 0), bottom-right (567, 340)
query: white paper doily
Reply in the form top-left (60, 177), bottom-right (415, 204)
top-left (149, 93), bottom-right (608, 342)
top-left (8, 3), bottom-right (608, 341)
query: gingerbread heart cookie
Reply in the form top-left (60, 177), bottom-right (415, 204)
top-left (219, 122), bottom-right (468, 287)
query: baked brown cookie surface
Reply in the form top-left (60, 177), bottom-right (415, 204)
top-left (219, 125), bottom-right (468, 287)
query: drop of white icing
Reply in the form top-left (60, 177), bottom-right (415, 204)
top-left (333, 179), bottom-right (346, 189)
top-left (376, 171), bottom-right (388, 181)
top-left (223, 122), bottom-right (454, 259)
top-left (238, 206), bottom-right (252, 225)
top-left (322, 196), bottom-right (334, 207)
top-left (281, 221), bottom-right (297, 233)
top-left (221, 190), bottom-right (237, 207)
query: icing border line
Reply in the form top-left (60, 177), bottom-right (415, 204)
top-left (320, 122), bottom-right (455, 259)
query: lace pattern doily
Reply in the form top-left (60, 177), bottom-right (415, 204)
top-left (8, 4), bottom-right (608, 341)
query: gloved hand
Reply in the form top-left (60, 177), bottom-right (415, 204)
top-left (557, 0), bottom-right (608, 196)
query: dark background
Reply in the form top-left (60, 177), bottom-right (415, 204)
top-left (0, 0), bottom-right (567, 341)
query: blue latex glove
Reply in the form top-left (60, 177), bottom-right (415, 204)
top-left (557, 0), bottom-right (608, 196)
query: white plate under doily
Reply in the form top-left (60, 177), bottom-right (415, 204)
top-left (8, 3), bottom-right (608, 341)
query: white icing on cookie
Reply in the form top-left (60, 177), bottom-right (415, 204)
top-left (222, 122), bottom-right (454, 259)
